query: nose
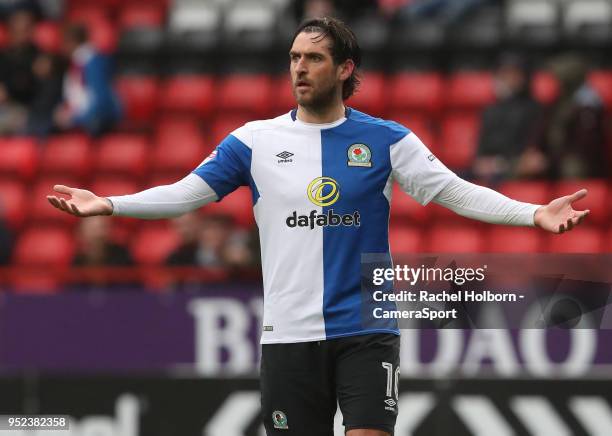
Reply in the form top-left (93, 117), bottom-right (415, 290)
top-left (295, 57), bottom-right (308, 75)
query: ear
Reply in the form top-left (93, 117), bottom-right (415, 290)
top-left (337, 59), bottom-right (355, 82)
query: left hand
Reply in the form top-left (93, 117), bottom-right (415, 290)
top-left (534, 189), bottom-right (590, 234)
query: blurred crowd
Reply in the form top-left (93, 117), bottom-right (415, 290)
top-left (0, 0), bottom-right (609, 291)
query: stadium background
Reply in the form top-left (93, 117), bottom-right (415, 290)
top-left (0, 0), bottom-right (611, 434)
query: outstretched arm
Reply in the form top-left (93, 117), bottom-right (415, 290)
top-left (432, 177), bottom-right (589, 233)
top-left (47, 173), bottom-right (218, 219)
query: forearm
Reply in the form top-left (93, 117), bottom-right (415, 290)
top-left (107, 173), bottom-right (218, 219)
top-left (432, 176), bottom-right (540, 226)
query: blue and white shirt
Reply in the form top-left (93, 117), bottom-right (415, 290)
top-left (192, 108), bottom-right (456, 343)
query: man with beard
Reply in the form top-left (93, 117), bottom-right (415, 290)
top-left (47, 17), bottom-right (590, 436)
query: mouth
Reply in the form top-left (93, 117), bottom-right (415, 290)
top-left (295, 80), bottom-right (312, 90)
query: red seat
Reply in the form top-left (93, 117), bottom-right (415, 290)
top-left (426, 225), bottom-right (485, 253)
top-left (0, 180), bottom-right (26, 229)
top-left (40, 134), bottom-right (92, 179)
top-left (547, 228), bottom-right (603, 253)
top-left (153, 128), bottom-right (206, 173)
top-left (438, 114), bottom-right (479, 170)
top-left (89, 19), bottom-right (118, 53)
top-left (12, 226), bottom-right (75, 292)
top-left (130, 222), bottom-right (180, 265)
top-left (388, 72), bottom-right (444, 114)
top-left (116, 76), bottom-right (159, 123)
top-left (552, 179), bottom-right (608, 226)
top-left (390, 184), bottom-right (430, 224)
top-left (532, 71), bottom-right (559, 104)
top-left (218, 74), bottom-right (272, 117)
top-left (118, 3), bottom-right (165, 29)
top-left (159, 76), bottom-right (215, 117)
top-left (89, 177), bottom-right (140, 197)
top-left (498, 181), bottom-right (551, 204)
top-left (96, 134), bottom-right (148, 177)
top-left (0, 137), bottom-right (38, 180)
top-left (0, 24), bottom-right (7, 49)
top-left (447, 71), bottom-right (495, 110)
top-left (488, 227), bottom-right (543, 253)
top-left (204, 186), bottom-right (254, 228)
top-left (210, 115), bottom-right (252, 146)
top-left (346, 72), bottom-right (386, 115)
top-left (588, 71), bottom-right (612, 110)
top-left (67, 5), bottom-right (108, 24)
top-left (30, 176), bottom-right (81, 226)
top-left (389, 113), bottom-right (438, 152)
top-left (606, 228), bottom-right (612, 252)
top-left (34, 21), bottom-right (61, 52)
top-left (389, 225), bottom-right (423, 254)
top-left (274, 75), bottom-right (296, 112)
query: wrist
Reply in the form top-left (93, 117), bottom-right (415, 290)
top-left (533, 205), bottom-right (544, 228)
top-left (103, 197), bottom-right (114, 215)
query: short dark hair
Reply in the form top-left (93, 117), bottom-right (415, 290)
top-left (63, 23), bottom-right (89, 45)
top-left (292, 16), bottom-right (361, 100)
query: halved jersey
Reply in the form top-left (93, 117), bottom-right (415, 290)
top-left (193, 108), bottom-right (455, 344)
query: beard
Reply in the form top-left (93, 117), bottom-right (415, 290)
top-left (293, 78), bottom-right (338, 113)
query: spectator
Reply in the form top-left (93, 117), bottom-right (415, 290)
top-left (54, 24), bottom-right (122, 136)
top-left (0, 8), bottom-right (38, 134)
top-left (166, 212), bottom-right (253, 269)
top-left (0, 217), bottom-right (12, 265)
top-left (523, 54), bottom-right (607, 179)
top-left (71, 216), bottom-right (137, 290)
top-left (473, 53), bottom-right (542, 183)
top-left (26, 52), bottom-right (65, 136)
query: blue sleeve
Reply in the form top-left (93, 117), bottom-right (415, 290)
top-left (192, 134), bottom-right (252, 200)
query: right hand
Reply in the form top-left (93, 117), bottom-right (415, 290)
top-left (47, 185), bottom-right (113, 217)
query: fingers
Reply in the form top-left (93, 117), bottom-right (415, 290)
top-left (567, 188), bottom-right (588, 203)
top-left (53, 184), bottom-right (74, 196)
top-left (47, 195), bottom-right (81, 216)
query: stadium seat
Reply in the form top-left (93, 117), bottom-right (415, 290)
top-left (130, 222), bottom-right (180, 265)
top-left (563, 0), bottom-right (612, 45)
top-left (498, 181), bottom-right (551, 204)
top-left (274, 74), bottom-right (295, 112)
top-left (0, 24), bottom-right (7, 49)
top-left (390, 184), bottom-right (430, 224)
top-left (115, 76), bottom-right (159, 123)
top-left (210, 114), bottom-right (253, 147)
top-left (547, 227), bottom-right (603, 253)
top-left (168, 2), bottom-right (221, 33)
top-left (67, 5), bottom-right (108, 24)
top-left (89, 177), bottom-right (140, 197)
top-left (224, 1), bottom-right (277, 50)
top-left (346, 72), bottom-right (386, 115)
top-left (118, 3), bottom-right (165, 29)
top-left (388, 113), bottom-right (438, 152)
top-left (96, 134), bottom-right (148, 178)
top-left (532, 71), bottom-right (559, 104)
top-left (40, 134), bottom-right (92, 179)
top-left (0, 180), bottom-right (26, 229)
top-left (0, 137), bottom-right (38, 181)
top-left (552, 179), bottom-right (609, 225)
top-left (446, 72), bottom-right (495, 110)
top-left (12, 226), bottom-right (75, 293)
top-left (34, 21), bottom-right (61, 53)
top-left (488, 227), bottom-right (543, 253)
top-left (29, 177), bottom-right (81, 227)
top-left (159, 75), bottom-right (215, 117)
top-left (152, 128), bottom-right (206, 174)
top-left (204, 186), bottom-right (255, 228)
top-left (389, 225), bottom-right (423, 254)
top-left (218, 74), bottom-right (272, 117)
top-left (438, 114), bottom-right (480, 170)
top-left (89, 19), bottom-right (118, 53)
top-left (588, 70), bottom-right (612, 109)
top-left (426, 225), bottom-right (485, 253)
top-left (506, 0), bottom-right (560, 46)
top-left (388, 72), bottom-right (444, 114)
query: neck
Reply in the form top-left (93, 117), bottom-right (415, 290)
top-left (296, 100), bottom-right (346, 124)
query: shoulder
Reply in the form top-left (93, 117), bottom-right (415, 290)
top-left (346, 109), bottom-right (411, 145)
top-left (229, 112), bottom-right (293, 148)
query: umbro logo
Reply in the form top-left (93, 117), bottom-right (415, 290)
top-left (384, 399), bottom-right (396, 407)
top-left (276, 151), bottom-right (294, 163)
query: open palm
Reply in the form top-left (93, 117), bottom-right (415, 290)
top-left (534, 189), bottom-right (590, 234)
top-left (46, 185), bottom-right (113, 217)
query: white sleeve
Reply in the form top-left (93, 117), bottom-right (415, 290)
top-left (390, 132), bottom-right (456, 205)
top-left (107, 173), bottom-right (218, 219)
top-left (432, 176), bottom-right (541, 226)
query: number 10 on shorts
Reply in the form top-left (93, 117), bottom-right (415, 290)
top-left (382, 362), bottom-right (400, 403)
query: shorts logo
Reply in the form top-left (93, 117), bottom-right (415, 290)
top-left (272, 410), bottom-right (289, 429)
top-left (347, 143), bottom-right (372, 167)
top-left (384, 398), bottom-right (397, 407)
top-left (307, 177), bottom-right (340, 207)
